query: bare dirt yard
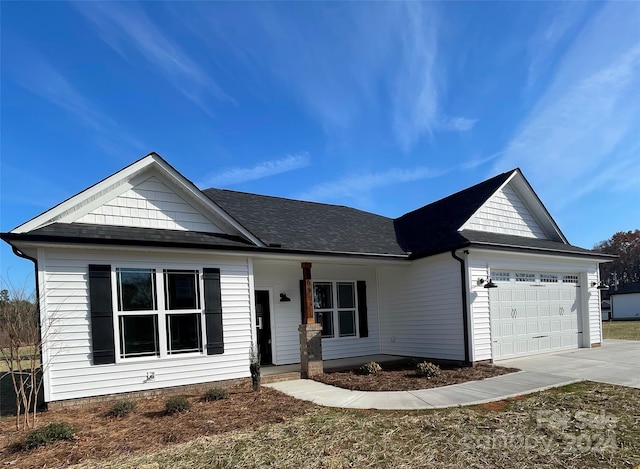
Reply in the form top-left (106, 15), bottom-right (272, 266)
top-left (0, 382), bottom-right (312, 469)
top-left (315, 361), bottom-right (520, 391)
top-left (2, 380), bottom-right (638, 469)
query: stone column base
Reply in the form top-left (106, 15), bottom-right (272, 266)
top-left (299, 323), bottom-right (323, 378)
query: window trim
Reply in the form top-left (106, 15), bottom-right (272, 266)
top-left (312, 280), bottom-right (359, 339)
top-left (111, 264), bottom-right (207, 362)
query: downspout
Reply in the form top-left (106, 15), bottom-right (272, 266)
top-left (11, 245), bottom-right (42, 365)
top-left (451, 249), bottom-right (470, 364)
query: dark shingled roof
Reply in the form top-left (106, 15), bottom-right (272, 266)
top-left (203, 188), bottom-right (406, 256)
top-left (394, 171), bottom-right (513, 256)
top-left (9, 223), bottom-right (256, 250)
top-left (3, 169), bottom-right (610, 260)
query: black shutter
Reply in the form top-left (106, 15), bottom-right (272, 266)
top-left (203, 268), bottom-right (224, 355)
top-left (88, 264), bottom-right (115, 365)
top-left (357, 281), bottom-right (368, 338)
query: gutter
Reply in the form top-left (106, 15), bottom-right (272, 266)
top-left (450, 249), bottom-right (471, 364)
top-left (1, 232), bottom-right (410, 262)
top-left (10, 245), bottom-right (43, 368)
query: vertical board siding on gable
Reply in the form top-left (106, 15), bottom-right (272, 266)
top-left (465, 185), bottom-right (547, 238)
top-left (252, 261), bottom-right (381, 365)
top-left (76, 176), bottom-right (222, 232)
top-left (378, 254), bottom-right (465, 361)
top-left (41, 249), bottom-right (251, 402)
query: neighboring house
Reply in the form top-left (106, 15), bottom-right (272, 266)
top-left (609, 283), bottom-right (640, 320)
top-left (1, 153), bottom-right (613, 405)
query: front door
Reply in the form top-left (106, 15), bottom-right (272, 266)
top-left (254, 290), bottom-right (272, 365)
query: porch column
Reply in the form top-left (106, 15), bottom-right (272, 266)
top-left (299, 262), bottom-right (323, 378)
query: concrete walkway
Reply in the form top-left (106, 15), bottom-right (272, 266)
top-left (266, 371), bottom-right (579, 410)
top-left (266, 340), bottom-right (639, 410)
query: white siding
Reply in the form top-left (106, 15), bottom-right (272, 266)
top-left (611, 293), bottom-right (640, 319)
top-left (40, 248), bottom-right (251, 402)
top-left (463, 184), bottom-right (547, 238)
top-left (76, 176), bottom-right (222, 232)
top-left (252, 260), bottom-right (381, 365)
top-left (468, 250), bottom-right (603, 363)
top-left (378, 254), bottom-right (465, 361)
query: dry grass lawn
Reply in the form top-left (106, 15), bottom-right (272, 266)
top-left (602, 320), bottom-right (640, 340)
top-left (1, 381), bottom-right (638, 469)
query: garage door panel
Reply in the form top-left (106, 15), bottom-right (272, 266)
top-left (490, 270), bottom-right (580, 360)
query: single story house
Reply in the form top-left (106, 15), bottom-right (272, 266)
top-left (609, 283), bottom-right (640, 320)
top-left (1, 153), bottom-right (613, 405)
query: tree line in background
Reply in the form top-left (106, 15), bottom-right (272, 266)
top-left (593, 229), bottom-right (640, 287)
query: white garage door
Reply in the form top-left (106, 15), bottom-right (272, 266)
top-left (490, 272), bottom-right (581, 360)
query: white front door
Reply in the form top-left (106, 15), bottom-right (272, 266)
top-left (490, 272), bottom-right (580, 360)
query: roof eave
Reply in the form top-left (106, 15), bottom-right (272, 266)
top-left (1, 232), bottom-right (410, 261)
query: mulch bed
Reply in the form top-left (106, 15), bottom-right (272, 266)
top-left (315, 361), bottom-right (520, 391)
top-left (0, 382), bottom-right (313, 469)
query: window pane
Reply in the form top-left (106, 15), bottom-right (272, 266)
top-left (337, 283), bottom-right (355, 308)
top-left (165, 270), bottom-right (200, 310)
top-left (117, 268), bottom-right (156, 311)
top-left (313, 283), bottom-right (333, 309)
top-left (119, 315), bottom-right (159, 358)
top-left (314, 311), bottom-right (334, 338)
top-left (167, 313), bottom-right (202, 354)
top-left (339, 310), bottom-right (356, 337)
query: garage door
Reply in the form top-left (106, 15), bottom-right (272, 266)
top-left (490, 271), bottom-right (580, 360)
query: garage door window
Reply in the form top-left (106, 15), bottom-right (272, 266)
top-left (492, 272), bottom-right (511, 282)
top-left (540, 274), bottom-right (559, 283)
top-left (515, 272), bottom-right (535, 282)
top-left (562, 274), bottom-right (579, 284)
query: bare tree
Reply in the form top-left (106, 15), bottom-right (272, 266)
top-left (0, 282), bottom-right (47, 430)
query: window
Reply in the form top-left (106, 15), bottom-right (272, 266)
top-left (540, 274), bottom-right (559, 283)
top-left (515, 272), bottom-right (536, 283)
top-left (115, 267), bottom-right (204, 359)
top-left (492, 272), bottom-right (511, 282)
top-left (164, 270), bottom-right (202, 355)
top-left (562, 274), bottom-right (579, 284)
top-left (313, 281), bottom-right (357, 338)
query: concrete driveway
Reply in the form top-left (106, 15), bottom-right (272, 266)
top-left (497, 339), bottom-right (640, 389)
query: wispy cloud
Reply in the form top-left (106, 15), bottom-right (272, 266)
top-left (494, 2), bottom-right (640, 208)
top-left (74, 2), bottom-right (233, 114)
top-left (199, 153), bottom-right (311, 187)
top-left (296, 166), bottom-right (444, 202)
top-left (184, 3), bottom-right (474, 152)
top-left (10, 45), bottom-right (145, 152)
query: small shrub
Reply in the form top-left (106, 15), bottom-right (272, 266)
top-left (165, 395), bottom-right (191, 415)
top-left (22, 422), bottom-right (76, 450)
top-left (416, 361), bottom-right (441, 378)
top-left (360, 361), bottom-right (382, 375)
top-left (203, 387), bottom-right (229, 402)
top-left (106, 399), bottom-right (136, 417)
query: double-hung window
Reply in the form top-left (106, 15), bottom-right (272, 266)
top-left (115, 267), bottom-right (203, 359)
top-left (313, 281), bottom-right (357, 338)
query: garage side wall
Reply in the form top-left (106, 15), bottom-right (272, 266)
top-left (38, 248), bottom-right (252, 403)
top-left (378, 254), bottom-right (465, 361)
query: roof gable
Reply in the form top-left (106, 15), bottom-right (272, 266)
top-left (11, 153), bottom-right (263, 246)
top-left (460, 180), bottom-right (548, 239)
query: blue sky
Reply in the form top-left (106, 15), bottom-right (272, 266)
top-left (1, 1), bottom-right (639, 291)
